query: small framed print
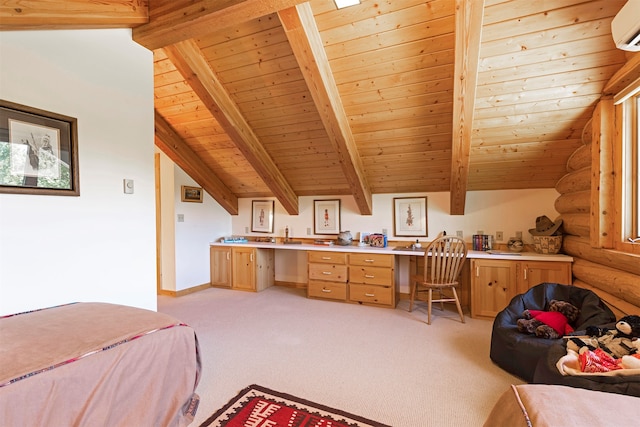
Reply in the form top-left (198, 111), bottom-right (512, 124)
top-left (181, 185), bottom-right (203, 203)
top-left (394, 197), bottom-right (428, 237)
top-left (251, 200), bottom-right (274, 233)
top-left (314, 199), bottom-right (341, 235)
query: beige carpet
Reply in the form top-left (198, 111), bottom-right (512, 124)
top-left (158, 286), bottom-right (523, 426)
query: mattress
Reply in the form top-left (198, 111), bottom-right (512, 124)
top-left (0, 302), bottom-right (201, 426)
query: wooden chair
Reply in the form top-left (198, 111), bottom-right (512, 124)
top-left (409, 236), bottom-right (467, 324)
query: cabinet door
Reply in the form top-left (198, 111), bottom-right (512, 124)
top-left (210, 247), bottom-right (231, 288)
top-left (232, 247), bottom-right (256, 291)
top-left (519, 261), bottom-right (572, 294)
top-left (471, 259), bottom-right (516, 318)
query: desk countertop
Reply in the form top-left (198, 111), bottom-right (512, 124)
top-left (210, 242), bottom-right (573, 261)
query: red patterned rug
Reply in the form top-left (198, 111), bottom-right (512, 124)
top-left (199, 384), bottom-right (390, 427)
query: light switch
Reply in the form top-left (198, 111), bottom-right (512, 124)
top-left (123, 179), bottom-right (134, 194)
top-left (177, 214), bottom-right (184, 222)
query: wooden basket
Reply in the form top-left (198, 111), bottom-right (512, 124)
top-left (532, 235), bottom-right (562, 254)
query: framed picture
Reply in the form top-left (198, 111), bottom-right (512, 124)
top-left (394, 197), bottom-right (428, 237)
top-left (181, 185), bottom-right (203, 203)
top-left (251, 200), bottom-right (274, 233)
top-left (314, 199), bottom-right (341, 235)
top-left (0, 100), bottom-right (79, 196)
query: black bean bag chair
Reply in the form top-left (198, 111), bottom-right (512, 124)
top-left (490, 283), bottom-right (616, 382)
top-left (532, 338), bottom-right (640, 397)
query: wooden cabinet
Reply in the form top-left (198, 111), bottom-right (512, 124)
top-left (210, 246), bottom-right (274, 292)
top-left (307, 252), bottom-right (348, 301)
top-left (348, 253), bottom-right (396, 307)
top-left (471, 258), bottom-right (572, 318)
top-left (232, 247), bottom-right (274, 292)
top-left (307, 251), bottom-right (397, 308)
top-left (210, 246), bottom-right (232, 288)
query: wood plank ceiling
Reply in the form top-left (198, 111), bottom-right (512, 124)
top-left (1, 0), bottom-right (631, 215)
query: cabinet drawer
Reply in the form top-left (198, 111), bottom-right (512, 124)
top-left (308, 280), bottom-right (347, 301)
top-left (349, 266), bottom-right (392, 285)
top-left (349, 283), bottom-right (393, 306)
top-left (308, 251), bottom-right (347, 264)
top-left (308, 263), bottom-right (348, 282)
top-left (349, 253), bottom-right (393, 267)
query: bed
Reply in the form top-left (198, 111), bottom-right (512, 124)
top-left (0, 302), bottom-right (201, 426)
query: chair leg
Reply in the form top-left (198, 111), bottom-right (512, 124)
top-left (427, 289), bottom-right (433, 325)
top-left (451, 287), bottom-right (465, 323)
top-left (438, 289), bottom-right (445, 311)
top-left (409, 282), bottom-right (416, 312)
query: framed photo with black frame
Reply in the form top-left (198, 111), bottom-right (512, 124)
top-left (251, 200), bottom-right (274, 233)
top-left (314, 199), bottom-right (341, 235)
top-left (394, 197), bottom-right (428, 237)
top-left (0, 100), bottom-right (79, 196)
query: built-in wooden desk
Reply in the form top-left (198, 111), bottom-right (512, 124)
top-left (209, 242), bottom-right (573, 312)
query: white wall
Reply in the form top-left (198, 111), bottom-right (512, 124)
top-left (0, 30), bottom-right (156, 315)
top-left (172, 164), bottom-right (232, 291)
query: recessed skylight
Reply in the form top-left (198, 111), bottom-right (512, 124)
top-left (334, 0), bottom-right (361, 9)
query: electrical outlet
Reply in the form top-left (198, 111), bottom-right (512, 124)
top-left (177, 214), bottom-right (184, 223)
top-left (496, 231), bottom-right (504, 241)
top-left (245, 226), bottom-right (249, 233)
top-left (516, 230), bottom-right (522, 238)
top-left (477, 230), bottom-right (484, 235)
top-left (456, 230), bottom-right (463, 238)
top-left (307, 227), bottom-right (311, 235)
top-left (382, 228), bottom-right (388, 235)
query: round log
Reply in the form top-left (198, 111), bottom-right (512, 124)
top-left (582, 117), bottom-right (592, 146)
top-left (560, 213), bottom-right (589, 238)
top-left (555, 167), bottom-right (591, 195)
top-left (554, 190), bottom-right (590, 214)
top-left (566, 143), bottom-right (591, 171)
top-left (574, 279), bottom-right (639, 318)
top-left (572, 258), bottom-right (640, 308)
top-left (563, 235), bottom-right (640, 276)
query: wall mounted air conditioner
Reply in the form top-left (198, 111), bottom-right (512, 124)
top-left (612, 0), bottom-right (640, 51)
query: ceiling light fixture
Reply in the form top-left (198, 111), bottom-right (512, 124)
top-left (334, 0), bottom-right (360, 9)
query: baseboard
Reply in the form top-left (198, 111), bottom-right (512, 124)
top-left (275, 281), bottom-right (307, 289)
top-left (158, 282), bottom-right (212, 297)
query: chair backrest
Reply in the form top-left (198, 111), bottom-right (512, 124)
top-left (424, 236), bottom-right (468, 285)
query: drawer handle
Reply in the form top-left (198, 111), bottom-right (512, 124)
top-left (364, 274), bottom-right (375, 278)
top-left (322, 271), bottom-right (332, 275)
top-left (365, 259), bottom-right (375, 263)
top-left (322, 256), bottom-right (331, 260)
top-left (365, 293), bottom-right (375, 297)
top-left (322, 288), bottom-right (332, 293)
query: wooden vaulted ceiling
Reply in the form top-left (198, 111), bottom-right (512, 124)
top-left (1, 0), bottom-right (632, 216)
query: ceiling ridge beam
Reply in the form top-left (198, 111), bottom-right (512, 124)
top-left (278, 3), bottom-right (373, 216)
top-left (133, 0), bottom-right (308, 51)
top-left (450, 0), bottom-right (485, 215)
top-left (154, 111), bottom-right (239, 215)
top-left (0, 0), bottom-right (148, 30)
top-left (163, 40), bottom-right (299, 215)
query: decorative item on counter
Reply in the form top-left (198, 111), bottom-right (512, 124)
top-left (336, 230), bottom-right (353, 246)
top-left (507, 236), bottom-right (524, 252)
top-left (412, 239), bottom-right (422, 249)
top-left (285, 225), bottom-right (289, 242)
top-left (529, 215), bottom-right (563, 254)
top-left (222, 236), bottom-right (248, 243)
top-left (368, 233), bottom-right (387, 247)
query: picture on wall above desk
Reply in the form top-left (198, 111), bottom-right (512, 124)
top-left (394, 197), bottom-right (428, 237)
top-left (251, 200), bottom-right (274, 233)
top-left (0, 100), bottom-right (79, 196)
top-left (314, 199), bottom-right (341, 235)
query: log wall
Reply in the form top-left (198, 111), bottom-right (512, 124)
top-left (556, 101), bottom-right (640, 318)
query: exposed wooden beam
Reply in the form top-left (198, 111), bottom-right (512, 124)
top-left (603, 52), bottom-right (640, 95)
top-left (0, 0), bottom-right (148, 29)
top-left (154, 111), bottom-right (239, 215)
top-left (163, 40), bottom-right (299, 215)
top-left (450, 0), bottom-right (484, 215)
top-left (133, 0), bottom-right (308, 51)
top-left (278, 3), bottom-right (373, 216)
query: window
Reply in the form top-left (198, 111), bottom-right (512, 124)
top-left (616, 78), bottom-right (640, 253)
